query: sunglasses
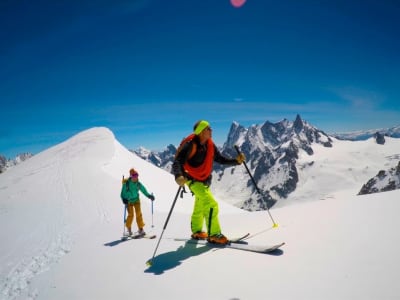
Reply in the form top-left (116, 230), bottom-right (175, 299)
top-left (131, 174), bottom-right (138, 178)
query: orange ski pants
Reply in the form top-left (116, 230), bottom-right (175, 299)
top-left (125, 201), bottom-right (145, 230)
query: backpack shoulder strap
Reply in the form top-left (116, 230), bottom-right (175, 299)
top-left (188, 141), bottom-right (197, 160)
top-left (176, 134), bottom-right (197, 160)
top-left (125, 180), bottom-right (130, 192)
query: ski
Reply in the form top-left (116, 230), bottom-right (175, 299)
top-left (203, 241), bottom-right (285, 253)
top-left (121, 234), bottom-right (156, 241)
top-left (174, 233), bottom-right (250, 244)
top-left (229, 233), bottom-right (250, 243)
top-left (188, 239), bottom-right (284, 254)
top-left (174, 233), bottom-right (284, 254)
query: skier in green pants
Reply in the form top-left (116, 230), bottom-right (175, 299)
top-left (172, 120), bottom-right (245, 244)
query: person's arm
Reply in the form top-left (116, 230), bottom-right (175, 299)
top-left (213, 144), bottom-right (240, 165)
top-left (172, 141), bottom-right (194, 186)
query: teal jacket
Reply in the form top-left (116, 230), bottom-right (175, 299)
top-left (120, 179), bottom-right (152, 204)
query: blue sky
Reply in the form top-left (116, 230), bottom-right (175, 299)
top-left (1, 0), bottom-right (399, 158)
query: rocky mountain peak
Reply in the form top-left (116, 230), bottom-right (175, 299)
top-left (293, 114), bottom-right (304, 132)
top-left (216, 115), bottom-right (333, 210)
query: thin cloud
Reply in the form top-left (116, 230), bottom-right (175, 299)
top-left (330, 86), bottom-right (384, 111)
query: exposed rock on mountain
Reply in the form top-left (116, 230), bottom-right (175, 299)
top-left (133, 145), bottom-right (176, 173)
top-left (374, 132), bottom-right (386, 145)
top-left (0, 153), bottom-right (33, 173)
top-left (218, 114), bottom-right (332, 210)
top-left (358, 161), bottom-right (400, 195)
top-left (0, 155), bottom-right (6, 173)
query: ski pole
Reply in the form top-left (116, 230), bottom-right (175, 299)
top-left (234, 145), bottom-right (278, 228)
top-left (151, 198), bottom-right (154, 228)
top-left (122, 175), bottom-right (127, 236)
top-left (123, 204), bottom-right (127, 236)
top-left (146, 186), bottom-right (182, 266)
top-left (208, 207), bottom-right (213, 236)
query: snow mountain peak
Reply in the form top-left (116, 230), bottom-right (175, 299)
top-left (218, 115), bottom-right (333, 210)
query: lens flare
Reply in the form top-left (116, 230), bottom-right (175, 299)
top-left (230, 0), bottom-right (246, 8)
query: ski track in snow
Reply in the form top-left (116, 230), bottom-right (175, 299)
top-left (0, 235), bottom-right (71, 300)
top-left (0, 154), bottom-right (73, 300)
top-left (0, 131), bottom-right (119, 299)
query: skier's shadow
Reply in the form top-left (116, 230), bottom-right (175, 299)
top-left (145, 241), bottom-right (211, 275)
top-left (104, 239), bottom-right (126, 247)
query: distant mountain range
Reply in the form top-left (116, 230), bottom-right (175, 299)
top-left (332, 125), bottom-right (400, 141)
top-left (133, 115), bottom-right (400, 210)
top-left (3, 117), bottom-right (399, 208)
top-left (0, 153), bottom-right (33, 173)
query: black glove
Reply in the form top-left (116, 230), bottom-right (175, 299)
top-left (148, 194), bottom-right (155, 201)
top-left (122, 198), bottom-right (128, 205)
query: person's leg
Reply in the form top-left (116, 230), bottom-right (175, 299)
top-left (190, 191), bottom-right (204, 233)
top-left (125, 204), bottom-right (134, 234)
top-left (189, 182), bottom-right (221, 236)
top-left (133, 201), bottom-right (145, 232)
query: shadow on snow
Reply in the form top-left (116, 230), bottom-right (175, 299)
top-left (144, 241), bottom-right (212, 275)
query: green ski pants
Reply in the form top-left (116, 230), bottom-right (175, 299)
top-left (188, 181), bottom-right (222, 236)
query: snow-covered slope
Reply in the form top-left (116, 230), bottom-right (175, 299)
top-left (1, 127), bottom-right (400, 300)
top-left (278, 136), bottom-right (400, 207)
